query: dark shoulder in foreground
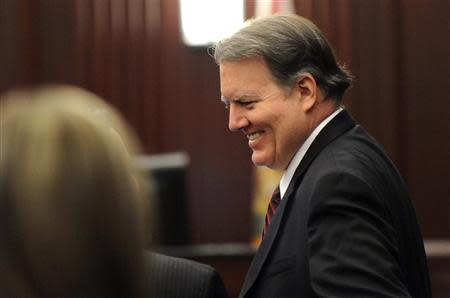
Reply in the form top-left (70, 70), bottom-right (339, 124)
top-left (145, 252), bottom-right (228, 298)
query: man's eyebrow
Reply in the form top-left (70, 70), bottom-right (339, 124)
top-left (221, 95), bottom-right (239, 104)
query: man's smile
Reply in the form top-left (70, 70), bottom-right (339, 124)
top-left (246, 131), bottom-right (263, 141)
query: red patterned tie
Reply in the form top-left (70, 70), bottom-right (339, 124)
top-left (263, 186), bottom-right (281, 237)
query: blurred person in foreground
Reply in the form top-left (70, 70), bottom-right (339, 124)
top-left (211, 14), bottom-right (431, 297)
top-left (0, 85), bottom-right (228, 298)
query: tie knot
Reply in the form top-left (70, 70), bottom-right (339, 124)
top-left (270, 186), bottom-right (281, 205)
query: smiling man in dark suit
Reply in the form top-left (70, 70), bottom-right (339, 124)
top-left (211, 14), bottom-right (431, 297)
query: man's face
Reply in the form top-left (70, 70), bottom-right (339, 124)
top-left (220, 58), bottom-right (310, 170)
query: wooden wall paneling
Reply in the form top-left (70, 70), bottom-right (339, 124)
top-left (345, 0), bottom-right (363, 120)
top-left (159, 0), bottom-right (182, 152)
top-left (333, 0), bottom-right (356, 112)
top-left (296, 1), bottom-right (402, 158)
top-left (19, 0), bottom-right (41, 87)
top-left (1, 0), bottom-right (79, 91)
top-left (91, 0), bottom-right (110, 97)
top-left (0, 0), bottom-right (20, 91)
top-left (110, 0), bottom-right (129, 117)
top-left (295, 0), bottom-right (313, 18)
top-left (140, 0), bottom-right (162, 153)
top-left (73, 0), bottom-right (91, 88)
top-left (365, 0), bottom-right (400, 162)
top-left (195, 54), bottom-right (254, 243)
top-left (295, 1), bottom-right (356, 112)
top-left (160, 0), bottom-right (253, 243)
top-left (245, 0), bottom-right (255, 18)
top-left (311, 0), bottom-right (334, 44)
top-left (400, 0), bottom-right (450, 238)
top-left (125, 0), bottom-right (144, 136)
top-left (343, 1), bottom-right (399, 162)
top-left (73, 0), bottom-right (162, 153)
top-left (354, 1), bottom-right (382, 137)
top-left (375, 0), bottom-right (401, 162)
top-left (37, 0), bottom-right (74, 84)
top-left (160, 0), bottom-right (205, 243)
top-left (120, 0), bottom-right (160, 153)
top-left (74, 0), bottom-right (98, 91)
top-left (159, 0), bottom-right (228, 243)
top-left (133, 0), bottom-right (147, 149)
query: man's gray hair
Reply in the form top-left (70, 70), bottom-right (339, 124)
top-left (210, 14), bottom-right (352, 101)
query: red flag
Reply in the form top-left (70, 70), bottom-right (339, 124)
top-left (254, 0), bottom-right (295, 18)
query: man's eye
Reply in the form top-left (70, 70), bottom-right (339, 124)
top-left (240, 101), bottom-right (255, 108)
top-left (241, 101), bottom-right (251, 105)
top-left (223, 100), bottom-right (256, 110)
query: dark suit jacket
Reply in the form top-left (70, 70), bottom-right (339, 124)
top-left (240, 110), bottom-right (431, 297)
top-left (145, 252), bottom-right (228, 298)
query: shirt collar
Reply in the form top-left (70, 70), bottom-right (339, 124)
top-left (279, 107), bottom-right (344, 199)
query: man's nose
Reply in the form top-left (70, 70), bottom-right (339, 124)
top-left (228, 104), bottom-right (249, 131)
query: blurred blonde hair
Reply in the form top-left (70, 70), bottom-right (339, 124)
top-left (0, 85), bottom-right (149, 297)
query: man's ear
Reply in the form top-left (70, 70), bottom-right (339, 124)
top-left (296, 73), bottom-right (318, 112)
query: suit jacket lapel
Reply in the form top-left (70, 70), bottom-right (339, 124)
top-left (239, 184), bottom-right (289, 296)
top-left (240, 110), bottom-right (356, 297)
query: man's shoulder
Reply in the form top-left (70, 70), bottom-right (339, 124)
top-left (300, 124), bottom-right (401, 189)
top-left (145, 251), bottom-right (228, 298)
top-left (146, 251), bottom-right (217, 276)
top-left (317, 125), bottom-right (390, 166)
